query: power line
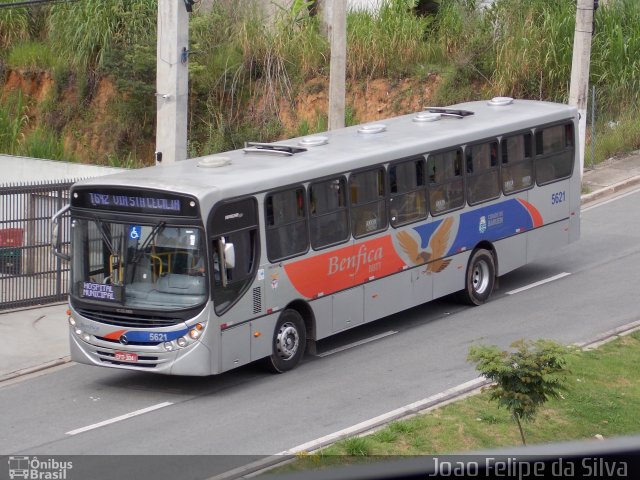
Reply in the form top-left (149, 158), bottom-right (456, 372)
top-left (0, 0), bottom-right (78, 9)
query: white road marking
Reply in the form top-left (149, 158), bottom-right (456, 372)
top-left (316, 330), bottom-right (398, 357)
top-left (66, 401), bottom-right (173, 436)
top-left (505, 272), bottom-right (571, 295)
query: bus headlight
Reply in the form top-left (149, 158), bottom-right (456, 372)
top-left (74, 328), bottom-right (82, 336)
top-left (164, 342), bottom-right (174, 351)
top-left (177, 337), bottom-right (187, 348)
top-left (189, 328), bottom-right (201, 340)
top-left (69, 317), bottom-right (76, 327)
top-left (82, 333), bottom-right (91, 342)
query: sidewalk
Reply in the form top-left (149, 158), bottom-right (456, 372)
top-left (0, 302), bottom-right (70, 381)
top-left (581, 153), bottom-right (640, 204)
top-left (1, 151), bottom-right (640, 381)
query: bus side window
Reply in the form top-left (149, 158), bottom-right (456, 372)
top-left (389, 158), bottom-right (428, 227)
top-left (350, 168), bottom-right (388, 238)
top-left (535, 123), bottom-right (574, 185)
top-left (465, 141), bottom-right (500, 206)
top-left (427, 149), bottom-right (464, 215)
top-left (501, 133), bottom-right (533, 194)
top-left (310, 177), bottom-right (349, 249)
top-left (265, 187), bottom-right (309, 261)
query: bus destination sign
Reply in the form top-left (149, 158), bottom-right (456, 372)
top-left (88, 193), bottom-right (181, 213)
top-left (72, 188), bottom-right (199, 216)
top-left (79, 281), bottom-right (123, 303)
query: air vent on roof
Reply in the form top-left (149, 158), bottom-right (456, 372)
top-left (426, 108), bottom-right (474, 118)
top-left (488, 96), bottom-right (514, 106)
top-left (198, 156), bottom-right (232, 168)
top-left (243, 142), bottom-right (307, 156)
top-left (413, 111), bottom-right (442, 123)
top-left (298, 135), bottom-right (329, 147)
top-left (358, 124), bottom-right (386, 134)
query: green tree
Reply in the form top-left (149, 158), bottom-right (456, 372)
top-left (467, 338), bottom-right (569, 446)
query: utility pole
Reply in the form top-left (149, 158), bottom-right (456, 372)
top-left (155, 0), bottom-right (192, 165)
top-left (568, 0), bottom-right (595, 179)
top-left (328, 0), bottom-right (346, 130)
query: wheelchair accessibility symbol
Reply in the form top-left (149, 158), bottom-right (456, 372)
top-left (129, 225), bottom-right (141, 240)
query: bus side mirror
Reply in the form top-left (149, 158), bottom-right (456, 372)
top-left (224, 242), bottom-right (235, 269)
top-left (217, 237), bottom-right (235, 287)
top-left (51, 204), bottom-right (70, 262)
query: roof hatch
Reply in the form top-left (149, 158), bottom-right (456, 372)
top-left (243, 142), bottom-right (307, 156)
top-left (425, 107), bottom-right (475, 118)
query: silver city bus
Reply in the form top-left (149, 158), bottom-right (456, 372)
top-left (52, 98), bottom-right (580, 375)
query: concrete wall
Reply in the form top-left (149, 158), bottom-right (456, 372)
top-left (0, 155), bottom-right (126, 184)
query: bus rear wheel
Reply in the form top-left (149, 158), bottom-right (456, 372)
top-left (264, 309), bottom-right (306, 373)
top-left (461, 248), bottom-right (495, 306)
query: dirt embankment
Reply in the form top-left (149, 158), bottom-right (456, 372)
top-left (2, 68), bottom-right (129, 164)
top-left (3, 69), bottom-right (440, 164)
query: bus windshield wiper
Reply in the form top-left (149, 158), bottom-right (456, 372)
top-left (93, 216), bottom-right (117, 257)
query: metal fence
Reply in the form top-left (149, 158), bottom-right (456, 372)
top-left (584, 85), bottom-right (640, 171)
top-left (0, 180), bottom-right (74, 310)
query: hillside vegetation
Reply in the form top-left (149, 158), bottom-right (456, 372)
top-left (0, 0), bottom-right (639, 167)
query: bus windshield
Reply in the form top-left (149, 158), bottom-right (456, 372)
top-left (71, 218), bottom-right (207, 310)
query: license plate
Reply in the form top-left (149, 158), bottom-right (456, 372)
top-left (114, 351), bottom-right (138, 363)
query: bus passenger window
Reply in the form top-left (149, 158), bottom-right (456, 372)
top-left (389, 158), bottom-right (428, 227)
top-left (465, 141), bottom-right (500, 205)
top-left (501, 133), bottom-right (533, 194)
top-left (265, 187), bottom-right (309, 261)
top-left (535, 123), bottom-right (574, 185)
top-left (349, 168), bottom-right (387, 238)
top-left (427, 149), bottom-right (464, 215)
top-left (310, 177), bottom-right (349, 249)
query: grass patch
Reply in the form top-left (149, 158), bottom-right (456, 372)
top-left (587, 109), bottom-right (640, 165)
top-left (18, 126), bottom-right (67, 161)
top-left (269, 332), bottom-right (640, 475)
top-left (7, 41), bottom-right (57, 70)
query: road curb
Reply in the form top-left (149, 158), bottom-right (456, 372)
top-left (581, 174), bottom-right (640, 205)
top-left (209, 377), bottom-right (492, 480)
top-left (574, 319), bottom-right (640, 350)
top-left (0, 356), bottom-right (71, 384)
top-left (211, 319), bottom-right (640, 479)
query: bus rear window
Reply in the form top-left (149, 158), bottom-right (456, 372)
top-left (535, 123), bottom-right (574, 185)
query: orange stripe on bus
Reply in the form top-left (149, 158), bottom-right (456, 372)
top-left (284, 236), bottom-right (406, 298)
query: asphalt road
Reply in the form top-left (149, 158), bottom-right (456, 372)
top-left (1, 188), bottom-right (639, 478)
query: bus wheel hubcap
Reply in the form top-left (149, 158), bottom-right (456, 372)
top-left (472, 259), bottom-right (490, 295)
top-left (276, 322), bottom-right (299, 360)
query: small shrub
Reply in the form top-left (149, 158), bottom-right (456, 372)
top-left (341, 437), bottom-right (373, 456)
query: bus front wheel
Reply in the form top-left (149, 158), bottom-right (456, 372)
top-left (264, 309), bottom-right (307, 373)
top-left (461, 249), bottom-right (495, 306)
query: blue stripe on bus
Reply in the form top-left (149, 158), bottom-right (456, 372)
top-left (412, 198), bottom-right (537, 256)
top-left (119, 328), bottom-right (190, 343)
